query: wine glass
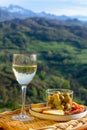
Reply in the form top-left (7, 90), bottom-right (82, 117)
top-left (12, 54), bottom-right (37, 121)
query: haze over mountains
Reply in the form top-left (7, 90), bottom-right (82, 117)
top-left (0, 4), bottom-right (87, 22)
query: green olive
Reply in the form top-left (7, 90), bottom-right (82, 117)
top-left (63, 93), bottom-right (72, 102)
top-left (53, 93), bottom-right (61, 106)
top-left (56, 105), bottom-right (64, 110)
top-left (47, 95), bottom-right (54, 104)
top-left (60, 95), bottom-right (64, 101)
top-left (65, 103), bottom-right (71, 110)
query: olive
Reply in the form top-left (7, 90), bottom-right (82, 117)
top-left (53, 93), bottom-right (61, 106)
top-left (65, 103), bottom-right (71, 110)
top-left (60, 95), bottom-right (64, 100)
top-left (56, 105), bottom-right (64, 110)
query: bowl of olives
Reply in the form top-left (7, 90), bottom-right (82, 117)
top-left (46, 89), bottom-right (73, 111)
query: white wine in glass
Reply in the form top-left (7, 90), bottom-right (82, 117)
top-left (12, 54), bottom-right (37, 121)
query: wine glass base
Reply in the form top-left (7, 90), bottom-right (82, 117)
top-left (12, 114), bottom-right (34, 121)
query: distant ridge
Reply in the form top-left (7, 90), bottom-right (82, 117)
top-left (0, 4), bottom-right (87, 22)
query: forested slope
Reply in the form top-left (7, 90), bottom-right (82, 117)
top-left (0, 17), bottom-right (87, 110)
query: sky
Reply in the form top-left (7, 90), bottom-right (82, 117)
top-left (0, 0), bottom-right (87, 16)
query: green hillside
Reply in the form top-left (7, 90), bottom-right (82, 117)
top-left (0, 17), bottom-right (87, 110)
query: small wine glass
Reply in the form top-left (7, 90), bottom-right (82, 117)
top-left (12, 54), bottom-right (37, 121)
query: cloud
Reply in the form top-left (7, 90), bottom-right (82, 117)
top-left (52, 6), bottom-right (87, 16)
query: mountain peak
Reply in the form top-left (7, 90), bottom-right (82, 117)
top-left (7, 4), bottom-right (25, 13)
top-left (9, 4), bottom-right (22, 8)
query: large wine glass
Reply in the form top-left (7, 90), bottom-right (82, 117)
top-left (12, 54), bottom-right (37, 121)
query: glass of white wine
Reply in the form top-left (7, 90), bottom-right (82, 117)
top-left (12, 54), bottom-right (37, 121)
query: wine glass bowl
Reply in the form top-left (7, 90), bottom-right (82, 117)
top-left (12, 54), bottom-right (37, 121)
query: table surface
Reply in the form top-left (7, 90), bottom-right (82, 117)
top-left (0, 108), bottom-right (87, 130)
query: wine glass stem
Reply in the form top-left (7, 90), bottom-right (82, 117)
top-left (21, 85), bottom-right (27, 115)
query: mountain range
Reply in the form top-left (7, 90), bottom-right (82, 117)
top-left (0, 4), bottom-right (87, 22)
